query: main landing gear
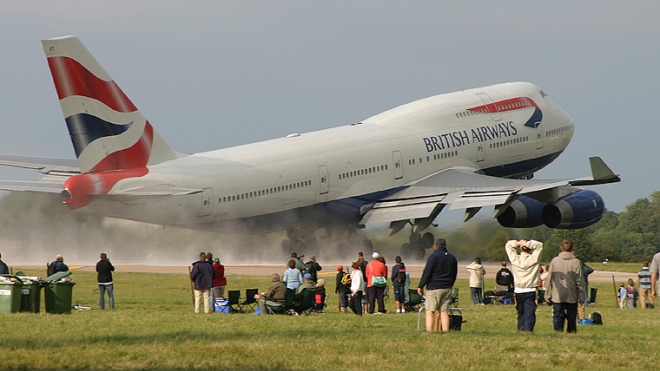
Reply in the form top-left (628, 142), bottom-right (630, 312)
top-left (399, 231), bottom-right (434, 261)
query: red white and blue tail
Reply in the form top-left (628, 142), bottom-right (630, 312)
top-left (42, 36), bottom-right (181, 174)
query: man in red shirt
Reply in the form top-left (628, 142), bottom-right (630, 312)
top-left (365, 252), bottom-right (388, 314)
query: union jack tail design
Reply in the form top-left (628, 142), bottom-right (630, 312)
top-left (42, 36), bottom-right (181, 174)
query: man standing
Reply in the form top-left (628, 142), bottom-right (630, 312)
top-left (47, 255), bottom-right (69, 276)
top-left (0, 253), bottom-right (8, 274)
top-left (365, 251), bottom-right (388, 314)
top-left (466, 257), bottom-right (486, 305)
top-left (505, 239), bottom-right (543, 332)
top-left (495, 261), bottom-right (514, 292)
top-left (391, 256), bottom-right (407, 313)
top-left (305, 255), bottom-right (322, 282)
top-left (651, 252), bottom-right (660, 301)
top-left (212, 258), bottom-right (227, 301)
top-left (417, 239), bottom-right (458, 332)
top-left (638, 261), bottom-right (653, 308)
top-left (190, 252), bottom-right (215, 313)
top-left (335, 265), bottom-right (350, 313)
top-left (546, 239), bottom-right (584, 333)
top-left (96, 253), bottom-right (115, 310)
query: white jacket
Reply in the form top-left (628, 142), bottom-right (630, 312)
top-left (350, 269), bottom-right (365, 293)
top-left (505, 240), bottom-right (543, 291)
top-left (466, 262), bottom-right (486, 288)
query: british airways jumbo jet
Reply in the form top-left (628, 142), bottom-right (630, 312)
top-left (0, 36), bottom-right (619, 259)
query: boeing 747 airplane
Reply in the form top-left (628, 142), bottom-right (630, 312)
top-left (0, 36), bottom-right (620, 259)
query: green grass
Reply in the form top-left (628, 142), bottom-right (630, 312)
top-left (1, 269), bottom-right (657, 370)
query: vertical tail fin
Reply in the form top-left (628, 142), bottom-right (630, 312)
top-left (42, 36), bottom-right (182, 174)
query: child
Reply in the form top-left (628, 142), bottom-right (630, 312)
top-left (618, 282), bottom-right (627, 309)
top-left (626, 278), bottom-right (637, 308)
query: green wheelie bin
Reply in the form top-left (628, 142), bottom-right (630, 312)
top-left (0, 275), bottom-right (23, 314)
top-left (43, 271), bottom-right (75, 314)
top-left (19, 279), bottom-right (41, 313)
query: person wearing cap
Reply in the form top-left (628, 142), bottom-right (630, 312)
top-left (96, 253), bottom-right (115, 310)
top-left (212, 258), bottom-right (227, 301)
top-left (304, 255), bottom-right (322, 282)
top-left (391, 256), bottom-right (407, 313)
top-left (505, 239), bottom-right (544, 332)
top-left (365, 251), bottom-right (388, 314)
top-left (335, 265), bottom-right (350, 313)
top-left (467, 257), bottom-right (486, 305)
top-left (297, 273), bottom-right (317, 295)
top-left (255, 273), bottom-right (286, 314)
top-left (190, 252), bottom-right (216, 314)
top-left (418, 238), bottom-right (458, 332)
top-left (283, 259), bottom-right (304, 290)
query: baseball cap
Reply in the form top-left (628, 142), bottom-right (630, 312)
top-left (372, 252), bottom-right (380, 259)
top-left (337, 265), bottom-right (343, 271)
top-left (303, 273), bottom-right (312, 280)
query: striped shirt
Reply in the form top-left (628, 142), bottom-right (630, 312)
top-left (638, 267), bottom-right (652, 290)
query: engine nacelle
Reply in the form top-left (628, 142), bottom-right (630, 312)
top-left (496, 195), bottom-right (545, 228)
top-left (541, 189), bottom-right (604, 229)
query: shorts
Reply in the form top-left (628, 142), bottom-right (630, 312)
top-left (393, 283), bottom-right (406, 303)
top-left (424, 288), bottom-right (453, 312)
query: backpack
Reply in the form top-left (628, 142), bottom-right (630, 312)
top-left (591, 312), bottom-right (603, 325)
top-left (341, 272), bottom-right (352, 287)
top-left (397, 268), bottom-right (407, 283)
top-left (47, 262), bottom-right (58, 276)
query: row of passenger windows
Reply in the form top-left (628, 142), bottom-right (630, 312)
top-left (496, 100), bottom-right (532, 111)
top-left (339, 164), bottom-right (388, 180)
top-left (489, 136), bottom-right (529, 149)
top-left (410, 150), bottom-right (459, 165)
top-left (219, 180), bottom-right (313, 203)
top-left (456, 110), bottom-right (483, 118)
top-left (546, 125), bottom-right (571, 137)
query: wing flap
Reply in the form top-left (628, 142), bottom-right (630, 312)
top-left (0, 154), bottom-right (80, 175)
top-left (0, 180), bottom-right (64, 193)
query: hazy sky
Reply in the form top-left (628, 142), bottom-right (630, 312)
top-left (0, 1), bottom-right (657, 215)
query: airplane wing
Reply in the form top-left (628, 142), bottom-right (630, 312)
top-left (360, 156), bottom-right (620, 225)
top-left (0, 154), bottom-right (80, 193)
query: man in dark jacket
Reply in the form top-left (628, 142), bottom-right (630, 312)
top-left (190, 252), bottom-right (215, 313)
top-left (418, 238), bottom-right (458, 332)
top-left (96, 253), bottom-right (115, 310)
top-left (0, 253), bottom-right (9, 274)
top-left (496, 261), bottom-right (514, 292)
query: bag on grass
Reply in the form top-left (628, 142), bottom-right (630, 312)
top-left (590, 312), bottom-right (603, 325)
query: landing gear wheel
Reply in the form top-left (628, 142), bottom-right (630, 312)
top-left (421, 232), bottom-right (435, 249)
top-left (361, 239), bottom-right (373, 257)
top-left (412, 244), bottom-right (425, 261)
top-left (281, 239), bottom-right (293, 257)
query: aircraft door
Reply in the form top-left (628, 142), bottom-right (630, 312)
top-left (476, 141), bottom-right (485, 162)
top-left (198, 187), bottom-right (214, 217)
top-left (318, 165), bottom-right (329, 194)
top-left (392, 150), bottom-right (403, 180)
top-left (536, 123), bottom-right (544, 149)
top-left (476, 93), bottom-right (501, 121)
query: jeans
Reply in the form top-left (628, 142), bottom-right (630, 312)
top-left (99, 283), bottom-right (114, 310)
top-left (553, 302), bottom-right (578, 333)
top-left (470, 287), bottom-right (483, 304)
top-left (349, 291), bottom-right (363, 315)
top-left (515, 292), bottom-right (537, 331)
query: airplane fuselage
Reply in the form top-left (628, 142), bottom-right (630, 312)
top-left (85, 82), bottom-right (574, 232)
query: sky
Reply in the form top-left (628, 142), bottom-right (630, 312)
top-left (0, 1), bottom-right (658, 216)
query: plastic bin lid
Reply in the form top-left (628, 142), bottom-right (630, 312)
top-left (42, 271), bottom-right (72, 283)
top-left (0, 274), bottom-right (24, 283)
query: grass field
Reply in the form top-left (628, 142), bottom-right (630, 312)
top-left (1, 268), bottom-right (657, 371)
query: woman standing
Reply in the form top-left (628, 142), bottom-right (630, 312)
top-left (349, 261), bottom-right (365, 315)
top-left (283, 259), bottom-right (303, 291)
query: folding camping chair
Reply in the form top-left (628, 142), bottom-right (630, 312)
top-left (227, 290), bottom-right (243, 313)
top-left (241, 288), bottom-right (258, 313)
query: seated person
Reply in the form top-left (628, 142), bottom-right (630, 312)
top-left (254, 273), bottom-right (286, 314)
top-left (315, 278), bottom-right (326, 307)
top-left (292, 273), bottom-right (317, 312)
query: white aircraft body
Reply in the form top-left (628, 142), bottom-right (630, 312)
top-left (0, 36), bottom-right (620, 258)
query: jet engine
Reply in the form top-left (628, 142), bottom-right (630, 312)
top-left (497, 190), bottom-right (605, 229)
